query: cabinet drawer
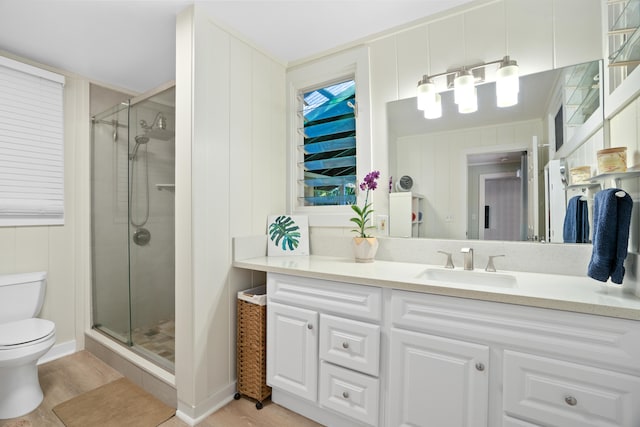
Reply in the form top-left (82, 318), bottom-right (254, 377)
top-left (268, 273), bottom-right (381, 321)
top-left (319, 361), bottom-right (379, 426)
top-left (504, 350), bottom-right (640, 427)
top-left (502, 416), bottom-right (540, 426)
top-left (320, 313), bottom-right (380, 376)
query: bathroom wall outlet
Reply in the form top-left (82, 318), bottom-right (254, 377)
top-left (376, 215), bottom-right (388, 235)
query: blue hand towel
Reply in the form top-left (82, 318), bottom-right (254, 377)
top-left (563, 195), bottom-right (589, 243)
top-left (587, 189), bottom-right (633, 284)
top-left (579, 198), bottom-right (590, 244)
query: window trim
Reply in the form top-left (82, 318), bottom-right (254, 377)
top-left (286, 46), bottom-right (371, 227)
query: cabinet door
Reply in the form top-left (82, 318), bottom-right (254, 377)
top-left (267, 301), bottom-right (318, 402)
top-left (388, 328), bottom-right (490, 427)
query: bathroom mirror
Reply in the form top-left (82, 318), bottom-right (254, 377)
top-left (388, 60), bottom-right (604, 242)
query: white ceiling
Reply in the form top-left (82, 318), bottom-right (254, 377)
top-left (0, 0), bottom-right (476, 93)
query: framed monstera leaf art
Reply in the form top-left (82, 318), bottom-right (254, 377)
top-left (267, 215), bottom-right (309, 256)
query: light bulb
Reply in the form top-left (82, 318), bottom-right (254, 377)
top-left (424, 93), bottom-right (442, 119)
top-left (417, 79), bottom-right (437, 111)
top-left (458, 87), bottom-right (478, 114)
top-left (454, 71), bottom-right (475, 105)
top-left (496, 58), bottom-right (519, 108)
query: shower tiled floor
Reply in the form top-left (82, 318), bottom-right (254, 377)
top-left (131, 317), bottom-right (175, 367)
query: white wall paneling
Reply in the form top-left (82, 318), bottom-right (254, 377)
top-left (428, 14), bottom-right (465, 76)
top-left (464, 1), bottom-right (505, 69)
top-left (505, 0), bottom-right (553, 75)
top-left (554, 0), bottom-right (602, 68)
top-left (369, 36), bottom-right (397, 220)
top-left (175, 5), bottom-right (286, 423)
top-left (396, 26), bottom-right (428, 101)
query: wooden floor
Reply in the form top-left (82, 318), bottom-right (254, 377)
top-left (0, 351), bottom-right (322, 427)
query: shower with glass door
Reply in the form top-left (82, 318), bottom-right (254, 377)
top-left (90, 85), bottom-right (175, 371)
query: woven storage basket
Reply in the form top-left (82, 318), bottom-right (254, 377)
top-left (236, 286), bottom-right (271, 406)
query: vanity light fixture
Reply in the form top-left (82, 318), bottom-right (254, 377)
top-left (416, 56), bottom-right (520, 119)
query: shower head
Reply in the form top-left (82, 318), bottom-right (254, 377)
top-left (129, 135), bottom-right (150, 160)
top-left (135, 135), bottom-right (149, 144)
top-left (144, 128), bottom-right (174, 141)
top-left (140, 112), bottom-right (167, 131)
top-left (139, 112), bottom-right (174, 141)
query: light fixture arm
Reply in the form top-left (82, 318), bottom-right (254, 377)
top-left (416, 56), bottom-right (519, 119)
top-left (417, 56), bottom-right (516, 87)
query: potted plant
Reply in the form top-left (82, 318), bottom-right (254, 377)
top-left (350, 170), bottom-right (380, 262)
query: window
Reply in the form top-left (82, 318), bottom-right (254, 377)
top-left (0, 56), bottom-right (65, 226)
top-left (299, 79), bottom-right (357, 206)
top-left (287, 47), bottom-right (371, 226)
top-left (554, 106), bottom-right (563, 152)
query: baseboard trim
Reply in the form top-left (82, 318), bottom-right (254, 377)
top-left (175, 382), bottom-right (236, 426)
top-left (38, 339), bottom-right (76, 365)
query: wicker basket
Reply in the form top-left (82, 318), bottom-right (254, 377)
top-left (235, 286), bottom-right (271, 409)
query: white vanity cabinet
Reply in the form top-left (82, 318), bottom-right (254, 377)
top-left (263, 269), bottom-right (640, 427)
top-left (266, 273), bottom-right (382, 427)
top-left (390, 289), bottom-right (640, 427)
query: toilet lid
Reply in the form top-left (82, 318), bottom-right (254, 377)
top-left (0, 318), bottom-right (55, 347)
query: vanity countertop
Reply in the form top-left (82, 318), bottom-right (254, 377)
top-left (233, 255), bottom-right (640, 321)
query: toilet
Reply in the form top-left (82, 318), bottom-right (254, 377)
top-left (0, 271), bottom-right (56, 420)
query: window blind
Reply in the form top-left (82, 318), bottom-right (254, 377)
top-left (0, 56), bottom-right (65, 226)
top-left (298, 79), bottom-right (356, 206)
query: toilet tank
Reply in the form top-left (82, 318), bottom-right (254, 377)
top-left (0, 271), bottom-right (47, 323)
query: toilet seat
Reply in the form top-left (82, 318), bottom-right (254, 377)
top-left (0, 318), bottom-right (55, 349)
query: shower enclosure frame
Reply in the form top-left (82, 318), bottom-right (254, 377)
top-left (90, 81), bottom-right (176, 373)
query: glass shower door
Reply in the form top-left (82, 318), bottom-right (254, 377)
top-left (91, 102), bottom-right (132, 345)
top-left (127, 88), bottom-right (176, 369)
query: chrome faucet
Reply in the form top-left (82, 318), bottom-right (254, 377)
top-left (437, 250), bottom-right (455, 269)
top-left (485, 255), bottom-right (506, 272)
top-left (461, 247), bottom-right (474, 270)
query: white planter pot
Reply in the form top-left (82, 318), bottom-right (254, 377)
top-left (352, 237), bottom-right (379, 263)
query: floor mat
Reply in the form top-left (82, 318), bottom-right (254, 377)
top-left (52, 377), bottom-right (174, 427)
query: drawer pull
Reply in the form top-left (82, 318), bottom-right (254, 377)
top-left (342, 391), bottom-right (349, 399)
top-left (307, 323), bottom-right (313, 330)
top-left (565, 396), bottom-right (577, 406)
top-left (475, 362), bottom-right (485, 372)
top-left (342, 341), bottom-right (349, 349)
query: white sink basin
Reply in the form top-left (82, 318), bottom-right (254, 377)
top-left (416, 268), bottom-right (517, 288)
